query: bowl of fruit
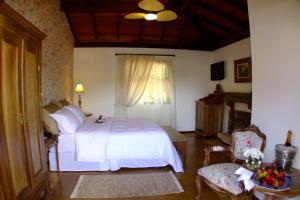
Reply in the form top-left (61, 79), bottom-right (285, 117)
top-left (251, 164), bottom-right (292, 191)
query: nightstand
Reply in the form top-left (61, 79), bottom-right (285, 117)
top-left (44, 134), bottom-right (59, 172)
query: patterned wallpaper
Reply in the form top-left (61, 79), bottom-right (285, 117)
top-left (4, 0), bottom-right (74, 105)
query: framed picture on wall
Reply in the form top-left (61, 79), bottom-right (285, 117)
top-left (234, 57), bottom-right (252, 83)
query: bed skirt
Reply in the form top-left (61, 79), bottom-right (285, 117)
top-left (49, 152), bottom-right (172, 171)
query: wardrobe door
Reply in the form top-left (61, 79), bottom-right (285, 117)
top-left (22, 37), bottom-right (47, 187)
top-left (0, 185), bottom-right (3, 200)
top-left (0, 28), bottom-right (31, 200)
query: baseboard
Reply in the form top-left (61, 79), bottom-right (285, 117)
top-left (179, 130), bottom-right (195, 134)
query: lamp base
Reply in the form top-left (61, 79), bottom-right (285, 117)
top-left (78, 94), bottom-right (82, 109)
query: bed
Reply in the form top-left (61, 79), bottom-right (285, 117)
top-left (48, 117), bottom-right (183, 172)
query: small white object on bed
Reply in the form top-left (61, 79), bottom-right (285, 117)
top-left (49, 117), bottom-right (183, 172)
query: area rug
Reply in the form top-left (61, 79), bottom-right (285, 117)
top-left (70, 171), bottom-right (184, 198)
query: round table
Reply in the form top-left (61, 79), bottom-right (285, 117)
top-left (252, 168), bottom-right (300, 200)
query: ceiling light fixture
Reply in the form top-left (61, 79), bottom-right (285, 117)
top-left (125, 0), bottom-right (177, 22)
top-left (145, 13), bottom-right (157, 20)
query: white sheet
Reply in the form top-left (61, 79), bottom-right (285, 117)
top-left (107, 118), bottom-right (183, 172)
top-left (75, 118), bottom-right (110, 162)
top-left (52, 118), bottom-right (183, 172)
top-left (107, 119), bottom-right (169, 159)
top-left (50, 134), bottom-right (75, 153)
top-left (49, 152), bottom-right (171, 172)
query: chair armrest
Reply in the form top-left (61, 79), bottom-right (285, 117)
top-left (203, 146), bottom-right (232, 166)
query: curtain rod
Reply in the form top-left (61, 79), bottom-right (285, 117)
top-left (115, 53), bottom-right (175, 57)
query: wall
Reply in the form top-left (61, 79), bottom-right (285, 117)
top-left (209, 38), bottom-right (252, 131)
top-left (208, 38), bottom-right (252, 93)
top-left (248, 0), bottom-right (300, 168)
top-left (5, 0), bottom-right (74, 105)
top-left (74, 48), bottom-right (212, 131)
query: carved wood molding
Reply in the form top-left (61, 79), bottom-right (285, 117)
top-left (0, 2), bottom-right (46, 39)
top-left (224, 92), bottom-right (252, 133)
top-left (224, 92), bottom-right (252, 109)
top-left (199, 84), bottom-right (224, 105)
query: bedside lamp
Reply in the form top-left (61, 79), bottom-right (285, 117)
top-left (75, 83), bottom-right (84, 109)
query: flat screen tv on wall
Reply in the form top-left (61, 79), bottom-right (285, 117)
top-left (211, 61), bottom-right (225, 81)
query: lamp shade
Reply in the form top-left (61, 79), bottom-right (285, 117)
top-left (75, 84), bottom-right (84, 94)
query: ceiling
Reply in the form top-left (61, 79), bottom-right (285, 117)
top-left (61, 0), bottom-right (250, 51)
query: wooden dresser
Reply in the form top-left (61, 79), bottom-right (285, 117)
top-left (0, 3), bottom-right (49, 200)
top-left (195, 84), bottom-right (224, 136)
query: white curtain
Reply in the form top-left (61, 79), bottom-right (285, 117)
top-left (114, 55), bottom-right (154, 117)
top-left (114, 55), bottom-right (176, 128)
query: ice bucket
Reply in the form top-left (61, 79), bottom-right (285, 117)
top-left (275, 144), bottom-right (297, 172)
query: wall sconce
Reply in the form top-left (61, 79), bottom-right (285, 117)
top-left (75, 83), bottom-right (84, 109)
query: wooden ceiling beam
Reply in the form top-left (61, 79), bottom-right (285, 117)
top-left (62, 0), bottom-right (250, 51)
top-left (116, 13), bottom-right (120, 39)
top-left (197, 19), bottom-right (225, 38)
top-left (91, 12), bottom-right (98, 40)
top-left (199, 15), bottom-right (231, 34)
top-left (188, 6), bottom-right (233, 34)
top-left (160, 22), bottom-right (167, 41)
top-left (194, 1), bottom-right (248, 28)
top-left (214, 29), bottom-right (250, 49)
top-left (74, 40), bottom-right (211, 51)
top-left (179, 0), bottom-right (192, 13)
top-left (86, 0), bottom-right (98, 40)
top-left (184, 12), bottom-right (217, 49)
top-left (199, 0), bottom-right (248, 21)
top-left (139, 20), bottom-right (144, 41)
top-left (61, 1), bottom-right (136, 12)
top-left (171, 0), bottom-right (216, 48)
top-left (61, 0), bottom-right (174, 13)
top-left (227, 0), bottom-right (248, 12)
top-left (65, 13), bottom-right (77, 39)
top-left (179, 19), bottom-right (188, 43)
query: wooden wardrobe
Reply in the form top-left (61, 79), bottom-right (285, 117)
top-left (0, 3), bottom-right (49, 200)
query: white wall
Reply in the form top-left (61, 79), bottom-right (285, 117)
top-left (208, 38), bottom-right (252, 93)
top-left (74, 48), bottom-right (212, 131)
top-left (248, 0), bottom-right (300, 168)
top-left (208, 38), bottom-right (252, 131)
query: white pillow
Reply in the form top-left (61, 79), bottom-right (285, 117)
top-left (64, 105), bottom-right (86, 125)
top-left (50, 108), bottom-right (81, 134)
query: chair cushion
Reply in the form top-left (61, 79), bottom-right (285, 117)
top-left (198, 163), bottom-right (242, 195)
top-left (233, 131), bottom-right (263, 160)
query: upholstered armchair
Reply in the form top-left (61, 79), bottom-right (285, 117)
top-left (196, 125), bottom-right (266, 200)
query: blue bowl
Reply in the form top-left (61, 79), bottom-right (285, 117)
top-left (251, 172), bottom-right (292, 191)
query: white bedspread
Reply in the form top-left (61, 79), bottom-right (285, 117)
top-left (74, 118), bottom-right (183, 172)
top-left (75, 119), bottom-right (110, 162)
top-left (108, 119), bottom-right (171, 159)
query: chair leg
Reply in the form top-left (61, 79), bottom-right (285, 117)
top-left (249, 191), bottom-right (256, 200)
top-left (195, 175), bottom-right (203, 200)
top-left (230, 195), bottom-right (237, 200)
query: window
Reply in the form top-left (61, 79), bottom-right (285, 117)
top-left (139, 60), bottom-right (171, 104)
top-left (114, 55), bottom-right (176, 127)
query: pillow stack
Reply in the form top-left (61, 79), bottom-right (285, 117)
top-left (42, 100), bottom-right (86, 135)
top-left (42, 103), bottom-right (61, 135)
top-left (64, 105), bottom-right (86, 125)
